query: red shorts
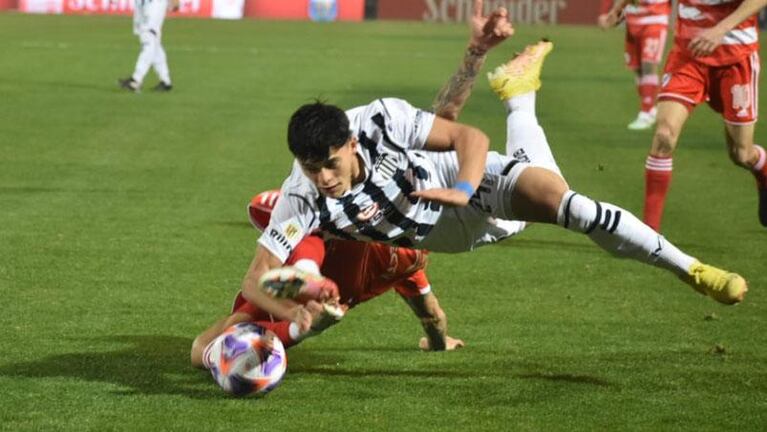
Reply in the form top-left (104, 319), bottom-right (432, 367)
top-left (625, 23), bottom-right (667, 70)
top-left (314, 240), bottom-right (429, 307)
top-left (659, 48), bottom-right (761, 125)
top-left (231, 239), bottom-right (430, 317)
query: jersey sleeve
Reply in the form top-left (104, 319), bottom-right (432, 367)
top-left (285, 234), bottom-right (326, 275)
top-left (257, 163), bottom-right (320, 263)
top-left (393, 269), bottom-right (431, 298)
top-left (376, 98), bottom-right (435, 151)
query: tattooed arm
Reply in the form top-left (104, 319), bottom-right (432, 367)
top-left (431, 0), bottom-right (514, 120)
top-left (432, 47), bottom-right (489, 121)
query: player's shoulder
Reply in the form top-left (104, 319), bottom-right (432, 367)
top-left (347, 98), bottom-right (419, 127)
top-left (279, 160), bottom-right (320, 205)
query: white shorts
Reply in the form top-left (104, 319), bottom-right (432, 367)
top-left (419, 152), bottom-right (530, 253)
top-left (133, 0), bottom-right (168, 36)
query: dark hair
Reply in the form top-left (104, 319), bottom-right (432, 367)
top-left (287, 101), bottom-right (351, 162)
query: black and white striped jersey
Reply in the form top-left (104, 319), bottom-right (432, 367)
top-left (259, 98), bottom-right (461, 263)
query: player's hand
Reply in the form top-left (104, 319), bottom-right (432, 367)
top-left (411, 188), bottom-right (471, 207)
top-left (261, 329), bottom-right (277, 352)
top-left (289, 304), bottom-right (313, 332)
top-left (688, 27), bottom-right (726, 57)
top-left (419, 336), bottom-right (465, 351)
top-left (468, 0), bottom-right (514, 54)
top-left (597, 8), bottom-right (624, 29)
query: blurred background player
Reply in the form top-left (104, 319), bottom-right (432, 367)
top-left (118, 0), bottom-right (176, 92)
top-left (616, 0), bottom-right (767, 231)
top-left (598, 0), bottom-right (671, 130)
top-left (190, 192), bottom-right (465, 368)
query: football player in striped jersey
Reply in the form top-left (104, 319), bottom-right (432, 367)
top-left (191, 0), bottom-right (520, 368)
top-left (240, 1), bottom-right (748, 355)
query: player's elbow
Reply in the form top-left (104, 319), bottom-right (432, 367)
top-left (468, 127), bottom-right (490, 152)
top-left (453, 125), bottom-right (489, 155)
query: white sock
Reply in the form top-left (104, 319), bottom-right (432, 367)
top-left (288, 322), bottom-right (301, 340)
top-left (557, 190), bottom-right (695, 275)
top-left (505, 96), bottom-right (563, 177)
top-left (504, 91), bottom-right (536, 115)
top-left (132, 31), bottom-right (158, 84)
top-left (153, 43), bottom-right (171, 84)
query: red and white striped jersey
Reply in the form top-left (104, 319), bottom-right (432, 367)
top-left (599, 0), bottom-right (671, 26)
top-left (624, 0), bottom-right (671, 26)
top-left (674, 0), bottom-right (759, 65)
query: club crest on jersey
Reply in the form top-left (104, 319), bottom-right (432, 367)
top-left (374, 154), bottom-right (397, 180)
top-left (357, 202), bottom-right (381, 223)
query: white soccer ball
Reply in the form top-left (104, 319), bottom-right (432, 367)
top-left (204, 323), bottom-right (287, 396)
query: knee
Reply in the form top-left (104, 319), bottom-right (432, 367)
top-left (139, 31), bottom-right (158, 46)
top-left (652, 123), bottom-right (678, 156)
top-left (537, 171), bottom-right (570, 222)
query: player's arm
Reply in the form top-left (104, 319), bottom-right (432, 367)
top-left (401, 292), bottom-right (464, 351)
top-left (410, 117), bottom-right (489, 207)
top-left (190, 312), bottom-right (252, 368)
top-left (432, 0), bottom-right (513, 121)
top-left (597, 0), bottom-right (629, 29)
top-left (688, 0), bottom-right (767, 57)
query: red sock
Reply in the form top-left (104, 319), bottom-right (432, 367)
top-left (638, 74), bottom-right (659, 113)
top-left (644, 156), bottom-right (673, 231)
top-left (254, 320), bottom-right (297, 349)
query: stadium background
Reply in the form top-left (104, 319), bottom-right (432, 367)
top-left (0, 0), bottom-right (618, 23)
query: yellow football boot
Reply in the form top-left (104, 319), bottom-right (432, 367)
top-left (682, 261), bottom-right (747, 305)
top-left (488, 40), bottom-right (554, 100)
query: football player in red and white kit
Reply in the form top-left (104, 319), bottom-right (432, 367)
top-left (611, 0), bottom-right (767, 231)
top-left (599, 0), bottom-right (671, 130)
top-left (190, 189), bottom-right (464, 368)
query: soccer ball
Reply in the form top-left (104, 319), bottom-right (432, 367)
top-left (204, 323), bottom-right (287, 397)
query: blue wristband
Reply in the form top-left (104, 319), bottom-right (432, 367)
top-left (453, 181), bottom-right (475, 198)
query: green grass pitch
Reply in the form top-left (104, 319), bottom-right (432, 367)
top-left (1, 12), bottom-right (766, 431)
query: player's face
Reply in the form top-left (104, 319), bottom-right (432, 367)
top-left (300, 138), bottom-right (360, 199)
